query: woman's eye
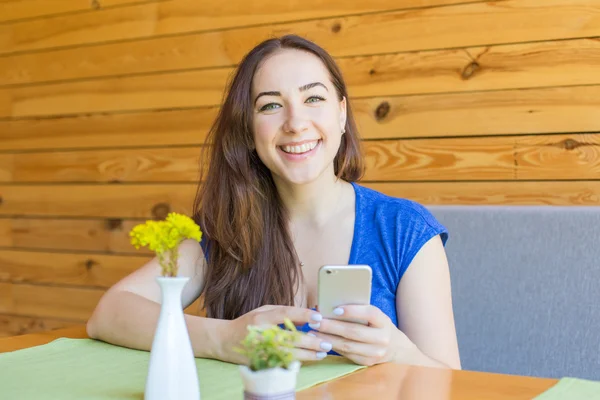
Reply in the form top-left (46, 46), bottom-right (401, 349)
top-left (306, 96), bottom-right (325, 104)
top-left (260, 103), bottom-right (281, 112)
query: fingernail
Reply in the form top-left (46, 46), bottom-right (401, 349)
top-left (320, 342), bottom-right (332, 352)
top-left (333, 307), bottom-right (344, 316)
top-left (307, 332), bottom-right (316, 337)
top-left (311, 314), bottom-right (323, 322)
top-left (316, 352), bottom-right (327, 359)
top-left (308, 322), bottom-right (320, 330)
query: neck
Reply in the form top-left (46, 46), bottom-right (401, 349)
top-left (274, 171), bottom-right (347, 228)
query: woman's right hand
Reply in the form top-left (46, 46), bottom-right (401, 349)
top-left (217, 305), bottom-right (333, 364)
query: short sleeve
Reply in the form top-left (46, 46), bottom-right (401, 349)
top-left (396, 202), bottom-right (449, 280)
top-left (198, 222), bottom-right (210, 262)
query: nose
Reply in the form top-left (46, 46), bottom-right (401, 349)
top-left (282, 103), bottom-right (309, 134)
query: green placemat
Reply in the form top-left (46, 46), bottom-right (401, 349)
top-left (0, 338), bottom-right (365, 399)
top-left (534, 377), bottom-right (600, 400)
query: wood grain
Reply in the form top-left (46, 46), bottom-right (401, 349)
top-left (365, 134), bottom-right (600, 181)
top-left (4, 37), bottom-right (600, 117)
top-left (2, 134), bottom-right (599, 183)
top-left (0, 282), bottom-right (203, 323)
top-left (0, 249), bottom-right (150, 288)
top-left (3, 82), bottom-right (600, 143)
top-left (298, 361), bottom-right (557, 400)
top-left (1, 67), bottom-right (232, 117)
top-left (0, 146), bottom-right (204, 182)
top-left (354, 85), bottom-right (600, 140)
top-left (0, 218), bottom-right (153, 254)
top-left (366, 181), bottom-right (600, 206)
top-left (0, 314), bottom-right (76, 338)
top-left (0, 0), bottom-right (489, 54)
top-left (0, 181), bottom-right (598, 220)
top-left (0, 184), bottom-right (197, 218)
top-left (0, 108), bottom-right (216, 151)
top-left (0, 282), bottom-right (104, 320)
top-left (0, 0), bottom-right (160, 24)
top-left (0, 325), bottom-right (87, 350)
top-left (2, 0), bottom-right (599, 85)
top-left (338, 38), bottom-right (600, 98)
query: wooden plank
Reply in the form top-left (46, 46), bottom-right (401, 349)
top-left (2, 84), bottom-right (600, 150)
top-left (0, 0), bottom-right (488, 54)
top-left (0, 68), bottom-right (231, 117)
top-left (0, 108), bottom-right (216, 151)
top-left (365, 134), bottom-right (600, 181)
top-left (2, 134), bottom-right (600, 183)
top-left (0, 218), bottom-right (153, 254)
top-left (365, 182), bottom-right (600, 206)
top-left (0, 314), bottom-right (77, 338)
top-left (4, 37), bottom-right (600, 117)
top-left (354, 85), bottom-right (600, 140)
top-left (0, 181), bottom-right (598, 220)
top-left (338, 38), bottom-right (600, 99)
top-left (0, 146), bottom-right (204, 183)
top-left (0, 282), bottom-right (203, 321)
top-left (0, 282), bottom-right (104, 320)
top-left (2, 0), bottom-right (599, 86)
top-left (0, 325), bottom-right (88, 351)
top-left (0, 249), bottom-right (150, 288)
top-left (0, 0), bottom-right (160, 24)
top-left (0, 184), bottom-right (197, 218)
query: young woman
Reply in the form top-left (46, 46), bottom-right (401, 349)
top-left (87, 35), bottom-right (461, 369)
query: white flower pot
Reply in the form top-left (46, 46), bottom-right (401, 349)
top-left (239, 360), bottom-right (301, 400)
top-left (145, 276), bottom-right (200, 400)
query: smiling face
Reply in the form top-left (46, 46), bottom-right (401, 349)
top-left (251, 49), bottom-right (347, 186)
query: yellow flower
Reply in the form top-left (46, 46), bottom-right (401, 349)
top-left (129, 213), bottom-right (203, 277)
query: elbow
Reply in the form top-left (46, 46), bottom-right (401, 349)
top-left (442, 356), bottom-right (462, 370)
top-left (86, 316), bottom-right (97, 339)
top-left (86, 302), bottom-right (105, 340)
top-left (86, 291), bottom-right (114, 340)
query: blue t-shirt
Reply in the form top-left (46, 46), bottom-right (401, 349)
top-left (343, 181), bottom-right (448, 327)
top-left (200, 181), bottom-right (448, 327)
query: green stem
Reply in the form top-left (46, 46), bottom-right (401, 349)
top-left (169, 247), bottom-right (179, 277)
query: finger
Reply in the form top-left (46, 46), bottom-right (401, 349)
top-left (317, 318), bottom-right (381, 344)
top-left (255, 306), bottom-right (322, 326)
top-left (330, 305), bottom-right (389, 328)
top-left (334, 351), bottom-right (380, 367)
top-left (291, 348), bottom-right (328, 361)
top-left (310, 331), bottom-right (381, 358)
top-left (297, 332), bottom-right (333, 353)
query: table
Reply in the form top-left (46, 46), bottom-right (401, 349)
top-left (1, 326), bottom-right (558, 399)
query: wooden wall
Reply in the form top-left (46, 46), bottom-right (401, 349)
top-left (1, 0), bottom-right (599, 337)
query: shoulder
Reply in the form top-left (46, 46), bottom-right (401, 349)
top-left (352, 182), bottom-right (448, 244)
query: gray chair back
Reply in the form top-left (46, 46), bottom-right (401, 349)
top-left (428, 205), bottom-right (600, 380)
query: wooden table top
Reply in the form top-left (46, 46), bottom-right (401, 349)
top-left (0, 326), bottom-right (558, 399)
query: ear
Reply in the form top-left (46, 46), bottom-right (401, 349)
top-left (339, 96), bottom-right (347, 133)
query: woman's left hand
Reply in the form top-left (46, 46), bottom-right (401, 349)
top-left (308, 305), bottom-right (418, 366)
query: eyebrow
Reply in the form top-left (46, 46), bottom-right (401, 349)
top-left (254, 81), bottom-right (328, 105)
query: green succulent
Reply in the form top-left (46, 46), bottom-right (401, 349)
top-left (235, 318), bottom-right (300, 371)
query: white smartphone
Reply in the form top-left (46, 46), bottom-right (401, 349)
top-left (317, 264), bottom-right (372, 325)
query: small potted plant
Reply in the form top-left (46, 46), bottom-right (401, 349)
top-left (129, 212), bottom-right (203, 400)
top-left (236, 319), bottom-right (302, 400)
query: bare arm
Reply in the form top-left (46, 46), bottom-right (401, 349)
top-left (396, 235), bottom-right (462, 369)
top-left (86, 239), bottom-right (227, 359)
top-left (86, 238), bottom-right (327, 363)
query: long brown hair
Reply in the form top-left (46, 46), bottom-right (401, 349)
top-left (193, 35), bottom-right (364, 320)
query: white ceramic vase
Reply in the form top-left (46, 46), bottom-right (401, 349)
top-left (145, 276), bottom-right (200, 400)
top-left (239, 361), bottom-right (301, 400)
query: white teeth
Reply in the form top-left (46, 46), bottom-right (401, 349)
top-left (281, 141), bottom-right (318, 154)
